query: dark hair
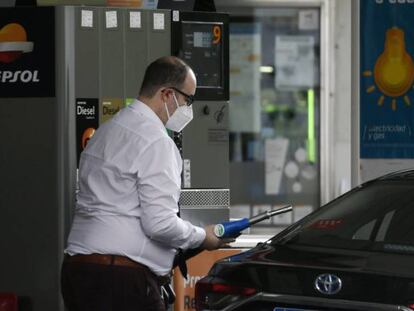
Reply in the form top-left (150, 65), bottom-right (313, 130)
top-left (139, 56), bottom-right (190, 98)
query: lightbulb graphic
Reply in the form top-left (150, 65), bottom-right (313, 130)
top-left (363, 27), bottom-right (414, 111)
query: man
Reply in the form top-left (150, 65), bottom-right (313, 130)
top-left (61, 56), bottom-right (227, 311)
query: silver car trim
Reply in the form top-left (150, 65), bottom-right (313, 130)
top-left (220, 292), bottom-right (412, 311)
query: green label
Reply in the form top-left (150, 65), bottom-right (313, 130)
top-left (214, 224), bottom-right (225, 237)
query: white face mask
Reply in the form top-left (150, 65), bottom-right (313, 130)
top-left (165, 93), bottom-right (193, 132)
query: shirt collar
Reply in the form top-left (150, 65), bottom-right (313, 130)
top-left (129, 99), bottom-right (165, 129)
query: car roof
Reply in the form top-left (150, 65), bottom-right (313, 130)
top-left (377, 168), bottom-right (414, 180)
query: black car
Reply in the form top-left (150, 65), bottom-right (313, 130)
top-left (195, 170), bottom-right (414, 311)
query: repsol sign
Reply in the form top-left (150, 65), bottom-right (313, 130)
top-left (0, 70), bottom-right (40, 83)
top-left (0, 7), bottom-right (55, 98)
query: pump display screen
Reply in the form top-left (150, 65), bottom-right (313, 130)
top-left (181, 22), bottom-right (223, 88)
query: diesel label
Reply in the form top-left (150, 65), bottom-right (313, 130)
top-left (77, 105), bottom-right (96, 116)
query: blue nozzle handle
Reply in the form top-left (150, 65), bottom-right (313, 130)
top-left (214, 218), bottom-right (250, 238)
top-left (213, 205), bottom-right (293, 239)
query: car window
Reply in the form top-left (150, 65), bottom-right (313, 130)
top-left (353, 219), bottom-right (376, 240)
top-left (272, 180), bottom-right (414, 254)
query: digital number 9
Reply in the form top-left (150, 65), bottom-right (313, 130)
top-left (213, 25), bottom-right (221, 44)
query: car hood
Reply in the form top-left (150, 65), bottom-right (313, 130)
top-left (209, 243), bottom-right (414, 305)
top-left (216, 243), bottom-right (414, 276)
top-left (241, 243), bottom-right (369, 270)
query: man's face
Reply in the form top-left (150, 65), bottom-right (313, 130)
top-left (157, 69), bottom-right (197, 128)
top-left (177, 69), bottom-right (197, 106)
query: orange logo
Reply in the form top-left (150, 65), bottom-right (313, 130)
top-left (82, 127), bottom-right (96, 149)
top-left (0, 23), bottom-right (34, 63)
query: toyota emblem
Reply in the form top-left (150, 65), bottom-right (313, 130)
top-left (314, 273), bottom-right (342, 295)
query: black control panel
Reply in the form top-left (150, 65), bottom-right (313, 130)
top-left (172, 11), bottom-right (229, 101)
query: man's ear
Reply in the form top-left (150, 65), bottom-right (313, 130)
top-left (160, 88), bottom-right (172, 103)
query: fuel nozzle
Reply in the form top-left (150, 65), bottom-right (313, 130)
top-left (213, 205), bottom-right (293, 238)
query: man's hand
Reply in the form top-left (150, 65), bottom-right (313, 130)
top-left (201, 225), bottom-right (235, 250)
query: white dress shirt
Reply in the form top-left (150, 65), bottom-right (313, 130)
top-left (65, 99), bottom-right (206, 276)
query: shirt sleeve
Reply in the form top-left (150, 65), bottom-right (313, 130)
top-left (137, 136), bottom-right (206, 250)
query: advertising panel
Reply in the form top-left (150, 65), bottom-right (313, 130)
top-left (360, 0), bottom-right (414, 158)
top-left (101, 98), bottom-right (123, 123)
top-left (76, 98), bottom-right (99, 164)
top-left (0, 7), bottom-right (54, 97)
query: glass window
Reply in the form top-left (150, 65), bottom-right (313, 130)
top-left (216, 2), bottom-right (321, 234)
top-left (271, 180), bottom-right (414, 254)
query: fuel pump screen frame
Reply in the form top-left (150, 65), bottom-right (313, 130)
top-left (172, 12), bottom-right (229, 101)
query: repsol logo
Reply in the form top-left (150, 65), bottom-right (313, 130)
top-left (0, 70), bottom-right (39, 83)
top-left (77, 103), bottom-right (96, 116)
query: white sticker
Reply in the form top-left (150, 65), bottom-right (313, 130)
top-left (275, 35), bottom-right (315, 89)
top-left (183, 159), bottom-right (191, 188)
top-left (298, 10), bottom-right (319, 30)
top-left (106, 11), bottom-right (118, 29)
top-left (284, 161), bottom-right (299, 179)
top-left (129, 11), bottom-right (141, 29)
top-left (172, 10), bottom-right (180, 22)
top-left (292, 181), bottom-right (302, 193)
top-left (153, 13), bottom-right (165, 30)
top-left (265, 138), bottom-right (289, 195)
top-left (294, 147), bottom-right (307, 163)
top-left (81, 10), bottom-right (93, 28)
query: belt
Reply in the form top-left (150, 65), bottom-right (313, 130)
top-left (65, 254), bottom-right (171, 285)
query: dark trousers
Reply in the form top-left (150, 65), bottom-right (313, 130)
top-left (61, 259), bottom-right (166, 311)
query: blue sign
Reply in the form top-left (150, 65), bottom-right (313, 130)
top-left (360, 0), bottom-right (414, 158)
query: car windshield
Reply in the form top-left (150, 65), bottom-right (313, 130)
top-left (271, 179), bottom-right (414, 254)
